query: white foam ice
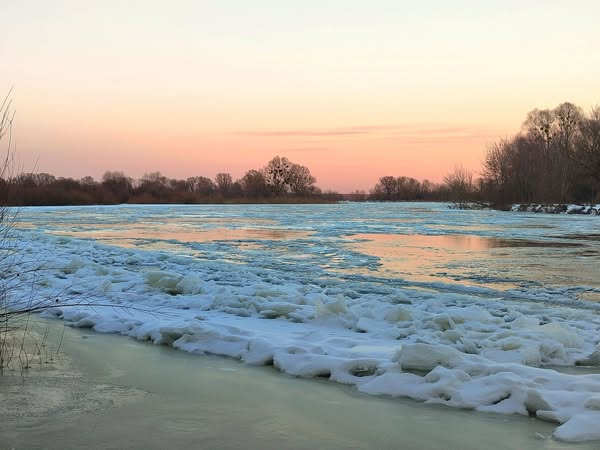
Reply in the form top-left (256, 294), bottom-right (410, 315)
top-left (6, 203), bottom-right (600, 442)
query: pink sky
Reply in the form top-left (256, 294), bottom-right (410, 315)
top-left (2, 1), bottom-right (599, 192)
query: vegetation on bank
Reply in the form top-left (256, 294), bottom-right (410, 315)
top-left (1, 156), bottom-right (343, 205)
top-left (2, 101), bottom-right (599, 208)
top-left (485, 103), bottom-right (600, 206)
top-left (0, 90), bottom-right (28, 371)
top-left (1, 91), bottom-right (73, 372)
top-left (2, 162), bottom-right (455, 206)
top-left (442, 102), bottom-right (600, 209)
top-left (368, 102), bottom-right (600, 210)
top-left (1, 92), bottom-right (151, 372)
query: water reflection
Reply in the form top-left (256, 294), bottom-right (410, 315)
top-left (343, 233), bottom-right (590, 289)
top-left (349, 233), bottom-right (581, 249)
top-left (50, 226), bottom-right (311, 246)
top-left (15, 203), bottom-right (600, 295)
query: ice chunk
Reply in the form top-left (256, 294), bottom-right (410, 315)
top-left (577, 345), bottom-right (600, 366)
top-left (62, 257), bottom-right (86, 274)
top-left (554, 412), bottom-right (600, 442)
top-left (273, 349), bottom-right (339, 378)
top-left (394, 343), bottom-right (465, 371)
top-left (584, 396), bottom-right (600, 410)
top-left (243, 339), bottom-right (275, 365)
top-left (144, 270), bottom-right (183, 294)
top-left (384, 306), bottom-right (412, 323)
top-left (446, 305), bottom-right (499, 324)
top-left (524, 389), bottom-right (553, 415)
top-left (538, 322), bottom-right (583, 349)
top-left (258, 302), bottom-right (301, 319)
top-left (314, 296), bottom-right (348, 317)
top-left (176, 274), bottom-right (203, 295)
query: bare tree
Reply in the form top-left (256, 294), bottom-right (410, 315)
top-left (263, 156), bottom-right (316, 196)
top-left (101, 171), bottom-right (132, 203)
top-left (481, 102), bottom-right (600, 205)
top-left (140, 171), bottom-right (169, 197)
top-left (0, 89), bottom-right (15, 232)
top-left (239, 169), bottom-right (268, 198)
top-left (287, 163), bottom-right (316, 196)
top-left (1, 90), bottom-right (20, 369)
top-left (0, 90), bottom-right (14, 185)
top-left (575, 105), bottom-right (600, 201)
top-left (444, 165), bottom-right (474, 208)
top-left (372, 176), bottom-right (397, 200)
top-left (214, 172), bottom-right (233, 195)
top-left (554, 102), bottom-right (583, 200)
top-left (187, 176), bottom-right (215, 195)
top-left (263, 156), bottom-right (291, 195)
top-left (523, 108), bottom-right (555, 153)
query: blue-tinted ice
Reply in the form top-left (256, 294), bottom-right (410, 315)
top-left (7, 202), bottom-right (600, 442)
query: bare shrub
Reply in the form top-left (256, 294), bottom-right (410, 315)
top-left (443, 165), bottom-right (474, 208)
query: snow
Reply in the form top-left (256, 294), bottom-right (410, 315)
top-left (5, 202), bottom-right (600, 442)
top-left (512, 203), bottom-right (600, 215)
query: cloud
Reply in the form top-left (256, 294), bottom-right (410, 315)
top-left (232, 129), bottom-right (366, 137)
top-left (232, 124), bottom-right (501, 140)
top-left (284, 147), bottom-right (329, 153)
top-left (389, 125), bottom-right (498, 138)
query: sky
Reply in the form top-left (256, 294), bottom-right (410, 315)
top-left (2, 0), bottom-right (600, 192)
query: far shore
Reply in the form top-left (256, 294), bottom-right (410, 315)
top-left (8, 200), bottom-right (600, 215)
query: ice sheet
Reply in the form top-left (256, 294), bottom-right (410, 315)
top-left (6, 202), bottom-right (600, 442)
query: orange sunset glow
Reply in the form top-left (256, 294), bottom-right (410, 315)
top-left (2, 1), bottom-right (600, 192)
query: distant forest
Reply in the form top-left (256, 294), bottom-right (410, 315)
top-left (446, 102), bottom-right (600, 208)
top-left (2, 101), bottom-right (599, 207)
top-left (1, 156), bottom-right (340, 205)
top-left (372, 102), bottom-right (600, 208)
top-left (1, 155), bottom-right (453, 206)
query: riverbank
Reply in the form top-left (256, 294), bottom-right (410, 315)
top-left (511, 204), bottom-right (600, 215)
top-left (2, 319), bottom-right (597, 449)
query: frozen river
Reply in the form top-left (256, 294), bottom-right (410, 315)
top-left (6, 202), bottom-right (600, 444)
top-left (14, 202), bottom-right (600, 296)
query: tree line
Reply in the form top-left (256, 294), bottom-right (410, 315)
top-left (443, 102), bottom-right (600, 208)
top-left (370, 101), bottom-right (600, 208)
top-left (5, 101), bottom-right (599, 207)
top-left (363, 176), bottom-right (451, 201)
top-left (1, 156), bottom-right (342, 206)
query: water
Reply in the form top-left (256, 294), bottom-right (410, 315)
top-left (0, 320), bottom-right (593, 450)
top-left (15, 202), bottom-right (600, 296)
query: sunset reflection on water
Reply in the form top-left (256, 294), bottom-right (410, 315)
top-left (342, 233), bottom-right (587, 289)
top-left (51, 226), bottom-right (310, 243)
top-left (47, 222), bottom-right (311, 257)
top-left (15, 204), bottom-right (600, 294)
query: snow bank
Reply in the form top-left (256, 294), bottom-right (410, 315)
top-left (7, 203), bottom-right (600, 443)
top-left (511, 203), bottom-right (600, 215)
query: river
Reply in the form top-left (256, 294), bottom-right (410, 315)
top-left (3, 202), bottom-right (600, 445)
